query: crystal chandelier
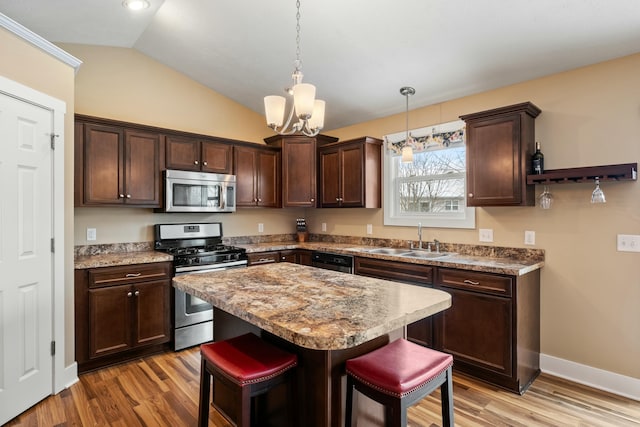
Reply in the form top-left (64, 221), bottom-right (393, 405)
top-left (264, 0), bottom-right (325, 137)
top-left (400, 86), bottom-right (415, 163)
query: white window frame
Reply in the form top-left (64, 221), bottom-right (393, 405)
top-left (383, 121), bottom-right (475, 229)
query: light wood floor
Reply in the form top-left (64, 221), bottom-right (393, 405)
top-left (6, 348), bottom-right (640, 427)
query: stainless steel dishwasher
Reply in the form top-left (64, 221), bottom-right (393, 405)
top-left (311, 251), bottom-right (354, 274)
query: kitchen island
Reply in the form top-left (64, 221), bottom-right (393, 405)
top-left (173, 262), bottom-right (452, 427)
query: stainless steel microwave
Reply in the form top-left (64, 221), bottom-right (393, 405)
top-left (163, 169), bottom-right (236, 212)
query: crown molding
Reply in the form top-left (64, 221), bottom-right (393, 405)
top-left (0, 13), bottom-right (82, 73)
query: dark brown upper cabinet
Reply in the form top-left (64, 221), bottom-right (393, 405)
top-left (461, 102), bottom-right (541, 207)
top-left (165, 134), bottom-right (233, 174)
top-left (265, 134), bottom-right (338, 208)
top-left (234, 144), bottom-right (281, 208)
top-left (317, 136), bottom-right (382, 208)
top-left (75, 119), bottom-right (161, 207)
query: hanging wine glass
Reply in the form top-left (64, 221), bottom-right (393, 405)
top-left (590, 177), bottom-right (606, 204)
top-left (538, 185), bottom-right (553, 209)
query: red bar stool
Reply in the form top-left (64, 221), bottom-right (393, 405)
top-left (345, 338), bottom-right (454, 427)
top-left (198, 332), bottom-right (297, 427)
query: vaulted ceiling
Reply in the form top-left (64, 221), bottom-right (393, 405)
top-left (2, 0), bottom-right (640, 130)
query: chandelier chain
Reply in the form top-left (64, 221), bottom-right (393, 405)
top-left (295, 0), bottom-right (302, 71)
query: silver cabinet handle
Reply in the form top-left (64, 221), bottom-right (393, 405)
top-left (463, 279), bottom-right (480, 285)
top-left (134, 290), bottom-right (140, 296)
top-left (126, 273), bottom-right (142, 277)
top-left (310, 198), bottom-right (315, 202)
top-left (468, 193), bottom-right (474, 198)
top-left (194, 160), bottom-right (199, 165)
top-left (258, 258), bottom-right (276, 263)
top-left (203, 161), bottom-right (208, 166)
top-left (126, 194), bottom-right (131, 198)
top-left (119, 194), bottom-right (125, 198)
top-left (127, 291), bottom-right (133, 297)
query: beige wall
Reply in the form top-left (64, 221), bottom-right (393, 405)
top-left (0, 28), bottom-right (76, 366)
top-left (67, 43), bottom-right (639, 379)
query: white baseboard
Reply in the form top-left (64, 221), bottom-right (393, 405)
top-left (540, 353), bottom-right (640, 401)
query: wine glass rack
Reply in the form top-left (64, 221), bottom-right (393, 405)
top-left (527, 163), bottom-right (637, 185)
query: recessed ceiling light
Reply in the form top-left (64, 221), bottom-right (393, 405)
top-left (122, 0), bottom-right (150, 11)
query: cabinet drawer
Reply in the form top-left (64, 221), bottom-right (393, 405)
top-left (88, 263), bottom-right (171, 288)
top-left (355, 257), bottom-right (433, 286)
top-left (437, 268), bottom-right (512, 297)
top-left (247, 251), bottom-right (279, 265)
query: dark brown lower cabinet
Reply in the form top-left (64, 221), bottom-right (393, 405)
top-left (354, 257), bottom-right (434, 348)
top-left (434, 267), bottom-right (540, 394)
top-left (75, 262), bottom-right (172, 373)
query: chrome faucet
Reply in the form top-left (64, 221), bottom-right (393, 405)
top-left (417, 222), bottom-right (423, 249)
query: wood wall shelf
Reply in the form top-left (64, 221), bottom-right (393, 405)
top-left (527, 163), bottom-right (637, 185)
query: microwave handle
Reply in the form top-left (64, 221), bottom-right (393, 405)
top-left (221, 184), bottom-right (226, 209)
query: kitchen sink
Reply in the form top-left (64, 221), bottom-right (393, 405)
top-left (400, 251), bottom-right (453, 259)
top-left (364, 248), bottom-right (413, 255)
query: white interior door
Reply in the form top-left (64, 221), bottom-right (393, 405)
top-left (0, 91), bottom-right (54, 424)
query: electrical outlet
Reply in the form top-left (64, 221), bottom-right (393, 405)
top-left (617, 234), bottom-right (640, 252)
top-left (524, 230), bottom-right (536, 245)
top-left (479, 228), bottom-right (493, 243)
top-left (321, 222), bottom-right (327, 232)
top-left (86, 228), bottom-right (96, 241)
top-left (366, 224), bottom-right (373, 235)
top-left (258, 223), bottom-right (264, 233)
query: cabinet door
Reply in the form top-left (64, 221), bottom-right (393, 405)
top-left (234, 146), bottom-right (258, 206)
top-left (256, 149), bottom-right (280, 207)
top-left (466, 115), bottom-right (522, 206)
top-left (133, 279), bottom-right (171, 347)
top-left (282, 138), bottom-right (317, 207)
top-left (201, 140), bottom-right (233, 174)
top-left (297, 250), bottom-right (313, 266)
top-left (318, 147), bottom-right (341, 207)
top-left (124, 129), bottom-right (161, 206)
top-left (165, 135), bottom-right (200, 171)
top-left (433, 287), bottom-right (512, 377)
top-left (83, 124), bottom-right (124, 205)
top-left (88, 284), bottom-right (132, 358)
top-left (340, 144), bottom-right (365, 207)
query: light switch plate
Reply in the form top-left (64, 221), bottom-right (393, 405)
top-left (258, 223), bottom-right (264, 233)
top-left (366, 224), bottom-right (373, 235)
top-left (479, 228), bottom-right (493, 242)
top-left (617, 234), bottom-right (640, 252)
top-left (86, 228), bottom-right (96, 241)
top-left (524, 230), bottom-right (536, 245)
top-left (321, 222), bottom-right (327, 232)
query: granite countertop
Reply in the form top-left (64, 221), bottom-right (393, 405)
top-left (172, 263), bottom-right (451, 351)
top-left (74, 251), bottom-right (173, 269)
top-left (237, 241), bottom-right (544, 276)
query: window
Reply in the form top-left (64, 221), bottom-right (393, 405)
top-left (383, 120), bottom-right (475, 229)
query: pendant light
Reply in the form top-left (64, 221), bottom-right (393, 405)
top-left (400, 86), bottom-right (415, 163)
top-left (264, 0), bottom-right (325, 137)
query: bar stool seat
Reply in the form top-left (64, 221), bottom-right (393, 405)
top-left (345, 338), bottom-right (454, 427)
top-left (198, 333), bottom-right (297, 427)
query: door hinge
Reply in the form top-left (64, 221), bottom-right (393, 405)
top-left (50, 133), bottom-right (59, 150)
top-left (51, 341), bottom-right (56, 356)
top-left (51, 238), bottom-right (55, 253)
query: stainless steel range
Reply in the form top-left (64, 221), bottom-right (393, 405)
top-left (154, 222), bottom-right (247, 350)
